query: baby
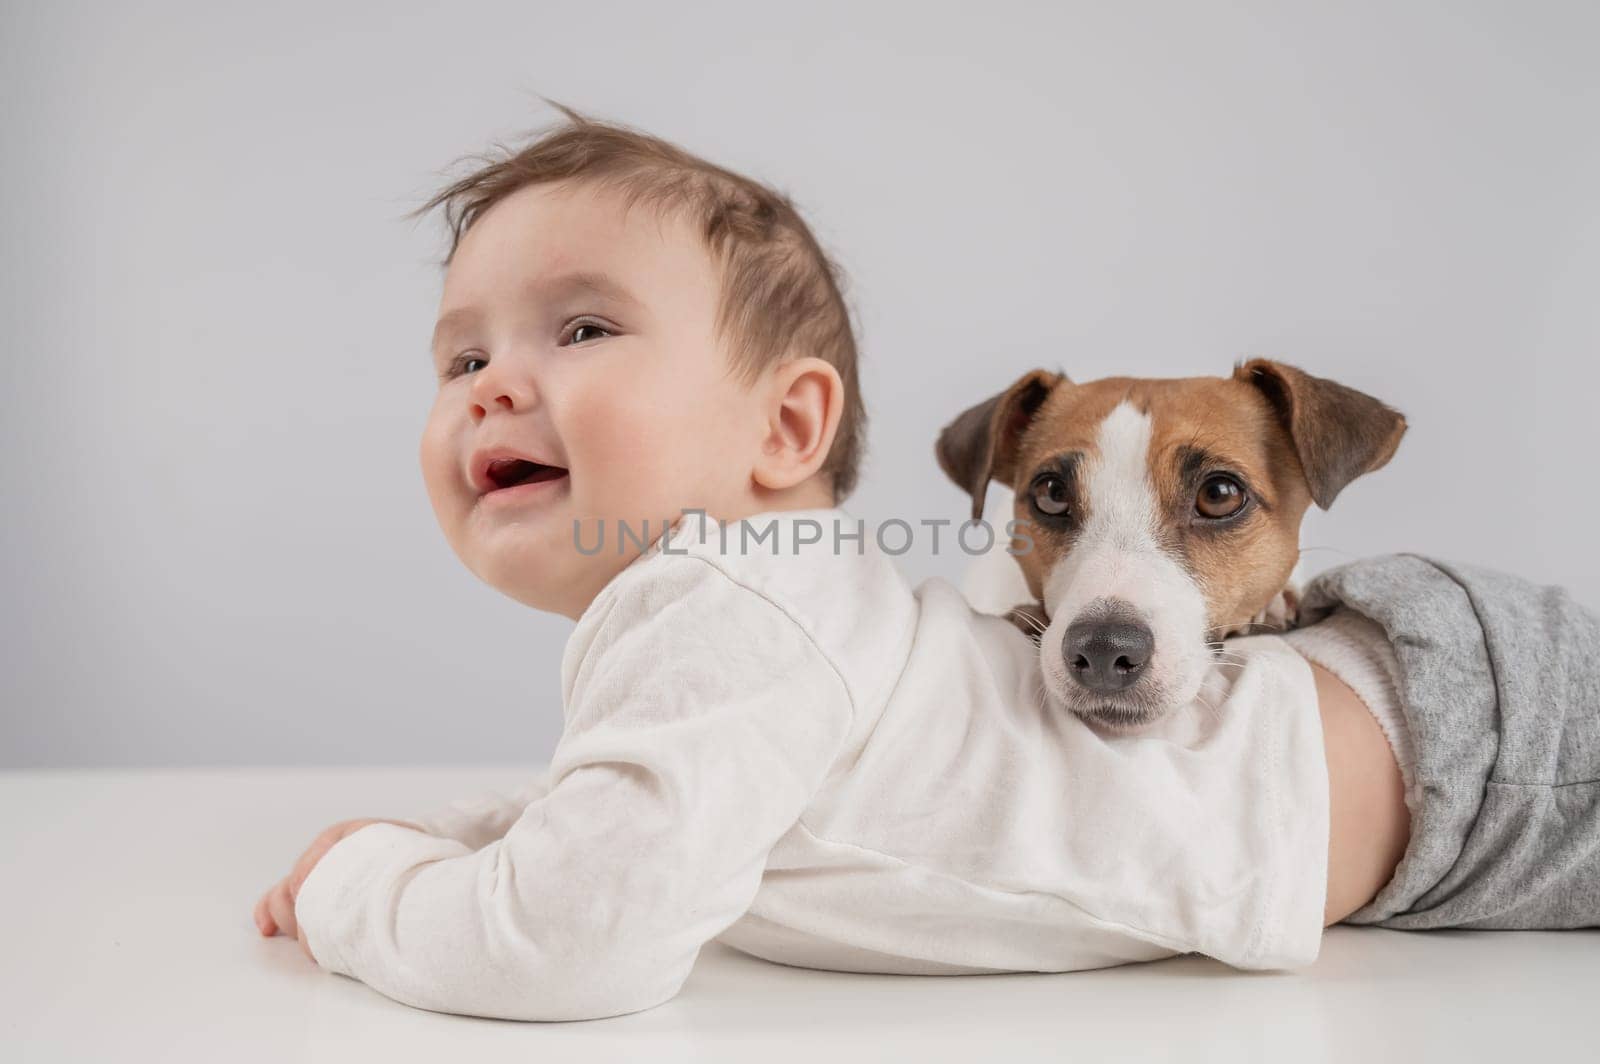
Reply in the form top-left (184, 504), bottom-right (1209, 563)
top-left (253, 108), bottom-right (1514, 1021)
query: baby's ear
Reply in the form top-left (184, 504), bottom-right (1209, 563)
top-left (1235, 359), bottom-right (1407, 509)
top-left (936, 370), bottom-right (1064, 522)
top-left (754, 355), bottom-right (845, 493)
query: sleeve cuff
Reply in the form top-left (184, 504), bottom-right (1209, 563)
top-left (294, 822), bottom-right (470, 975)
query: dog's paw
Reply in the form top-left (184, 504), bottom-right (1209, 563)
top-left (1254, 583), bottom-right (1301, 633)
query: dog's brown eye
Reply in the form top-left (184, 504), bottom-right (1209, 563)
top-left (1030, 473), bottom-right (1071, 517)
top-left (1196, 475), bottom-right (1246, 519)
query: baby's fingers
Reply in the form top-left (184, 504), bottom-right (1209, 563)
top-left (266, 879), bottom-right (298, 941)
top-left (253, 889), bottom-right (278, 936)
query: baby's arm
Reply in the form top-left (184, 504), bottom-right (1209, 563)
top-left (405, 771), bottom-right (556, 851)
top-left (254, 766), bottom-right (551, 951)
top-left (290, 558), bottom-right (854, 1021)
top-left (1312, 661), bottom-right (1410, 923)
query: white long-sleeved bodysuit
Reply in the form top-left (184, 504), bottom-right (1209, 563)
top-left (294, 508), bottom-right (1329, 1021)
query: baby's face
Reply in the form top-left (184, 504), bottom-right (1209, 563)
top-left (421, 181), bottom-right (765, 618)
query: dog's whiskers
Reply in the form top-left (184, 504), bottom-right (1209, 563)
top-left (1207, 620), bottom-right (1289, 638)
top-left (1005, 606), bottom-right (1048, 648)
top-left (1006, 607), bottom-right (1047, 634)
top-left (1191, 684), bottom-right (1223, 724)
top-left (1297, 545), bottom-right (1355, 559)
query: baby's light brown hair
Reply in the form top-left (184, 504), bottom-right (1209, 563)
top-left (407, 103), bottom-right (867, 501)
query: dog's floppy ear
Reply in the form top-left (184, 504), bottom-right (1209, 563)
top-left (1236, 359), bottom-right (1407, 509)
top-left (936, 370), bottom-right (1065, 521)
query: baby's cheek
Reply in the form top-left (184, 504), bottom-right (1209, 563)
top-left (568, 398), bottom-right (681, 510)
top-left (565, 363), bottom-right (751, 518)
top-left (418, 414), bottom-right (462, 522)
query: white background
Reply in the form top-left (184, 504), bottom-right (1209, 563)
top-left (4, 0), bottom-right (1596, 767)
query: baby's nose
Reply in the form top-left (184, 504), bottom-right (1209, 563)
top-left (469, 364), bottom-right (536, 419)
top-left (472, 392), bottom-right (516, 418)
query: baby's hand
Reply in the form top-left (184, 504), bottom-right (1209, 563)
top-left (253, 817), bottom-right (421, 962)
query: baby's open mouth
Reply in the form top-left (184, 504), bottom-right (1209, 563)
top-left (483, 457), bottom-right (569, 493)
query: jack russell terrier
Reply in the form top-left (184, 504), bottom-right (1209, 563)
top-left (936, 359), bottom-right (1406, 733)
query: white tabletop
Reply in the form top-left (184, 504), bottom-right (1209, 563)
top-left (3, 765), bottom-right (1596, 1063)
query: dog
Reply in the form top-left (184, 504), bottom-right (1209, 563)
top-left (936, 359), bottom-right (1406, 733)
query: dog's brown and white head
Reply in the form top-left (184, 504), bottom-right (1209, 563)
top-left (936, 360), bottom-right (1406, 732)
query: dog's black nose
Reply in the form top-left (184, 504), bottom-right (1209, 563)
top-left (1063, 619), bottom-right (1154, 693)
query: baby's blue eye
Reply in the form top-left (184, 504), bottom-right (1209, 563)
top-left (459, 356), bottom-right (488, 375)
